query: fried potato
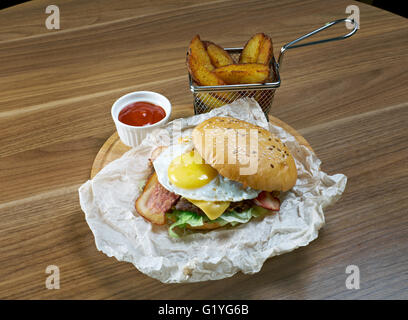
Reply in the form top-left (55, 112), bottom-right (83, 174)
top-left (187, 41), bottom-right (235, 101)
top-left (197, 92), bottom-right (228, 109)
top-left (213, 63), bottom-right (270, 84)
top-left (187, 54), bottom-right (225, 86)
top-left (257, 35), bottom-right (273, 65)
top-left (204, 41), bottom-right (234, 68)
top-left (188, 35), bottom-right (214, 71)
top-left (239, 33), bottom-right (265, 63)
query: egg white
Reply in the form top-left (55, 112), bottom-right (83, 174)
top-left (153, 141), bottom-right (260, 201)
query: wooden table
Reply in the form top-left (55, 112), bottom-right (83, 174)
top-left (1, 0), bottom-right (407, 300)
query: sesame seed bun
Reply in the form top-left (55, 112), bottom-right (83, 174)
top-left (192, 117), bottom-right (298, 192)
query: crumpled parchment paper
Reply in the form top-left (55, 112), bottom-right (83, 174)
top-left (79, 98), bottom-right (347, 283)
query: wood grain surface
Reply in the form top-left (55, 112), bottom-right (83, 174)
top-left (0, 0), bottom-right (407, 299)
top-left (90, 111), bottom-right (313, 179)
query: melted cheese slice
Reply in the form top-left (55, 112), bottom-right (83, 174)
top-left (186, 198), bottom-right (230, 220)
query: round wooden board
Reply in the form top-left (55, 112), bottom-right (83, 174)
top-left (90, 111), bottom-right (313, 179)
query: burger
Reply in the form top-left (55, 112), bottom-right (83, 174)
top-left (136, 116), bottom-right (297, 237)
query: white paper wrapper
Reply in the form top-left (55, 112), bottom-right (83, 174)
top-left (79, 99), bottom-right (346, 283)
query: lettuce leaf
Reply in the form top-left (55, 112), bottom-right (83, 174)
top-left (167, 206), bottom-right (268, 238)
top-left (167, 211), bottom-right (204, 238)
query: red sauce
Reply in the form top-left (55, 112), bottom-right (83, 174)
top-left (118, 101), bottom-right (166, 126)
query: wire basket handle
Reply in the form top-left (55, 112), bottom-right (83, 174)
top-left (278, 18), bottom-right (358, 69)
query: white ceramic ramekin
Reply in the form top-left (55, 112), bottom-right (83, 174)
top-left (111, 91), bottom-right (172, 147)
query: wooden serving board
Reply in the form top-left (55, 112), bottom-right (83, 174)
top-left (90, 107), bottom-right (313, 178)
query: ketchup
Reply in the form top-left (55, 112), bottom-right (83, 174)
top-left (118, 101), bottom-right (166, 126)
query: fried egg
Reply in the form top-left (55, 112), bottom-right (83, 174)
top-left (153, 140), bottom-right (260, 201)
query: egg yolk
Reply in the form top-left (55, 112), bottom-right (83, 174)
top-left (168, 150), bottom-right (218, 189)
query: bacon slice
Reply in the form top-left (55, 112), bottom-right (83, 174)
top-left (135, 172), bottom-right (179, 225)
top-left (254, 191), bottom-right (280, 211)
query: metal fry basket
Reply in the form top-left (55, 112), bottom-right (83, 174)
top-left (189, 18), bottom-right (358, 117)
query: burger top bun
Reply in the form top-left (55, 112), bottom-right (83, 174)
top-left (192, 117), bottom-right (298, 192)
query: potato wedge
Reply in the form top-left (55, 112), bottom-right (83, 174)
top-left (213, 90), bottom-right (237, 102)
top-left (204, 41), bottom-right (234, 68)
top-left (213, 63), bottom-right (270, 84)
top-left (257, 35), bottom-right (273, 65)
top-left (187, 45), bottom-right (235, 101)
top-left (197, 92), bottom-right (228, 109)
top-left (239, 33), bottom-right (265, 63)
top-left (188, 35), bottom-right (214, 71)
top-left (187, 52), bottom-right (236, 101)
top-left (187, 54), bottom-right (225, 86)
